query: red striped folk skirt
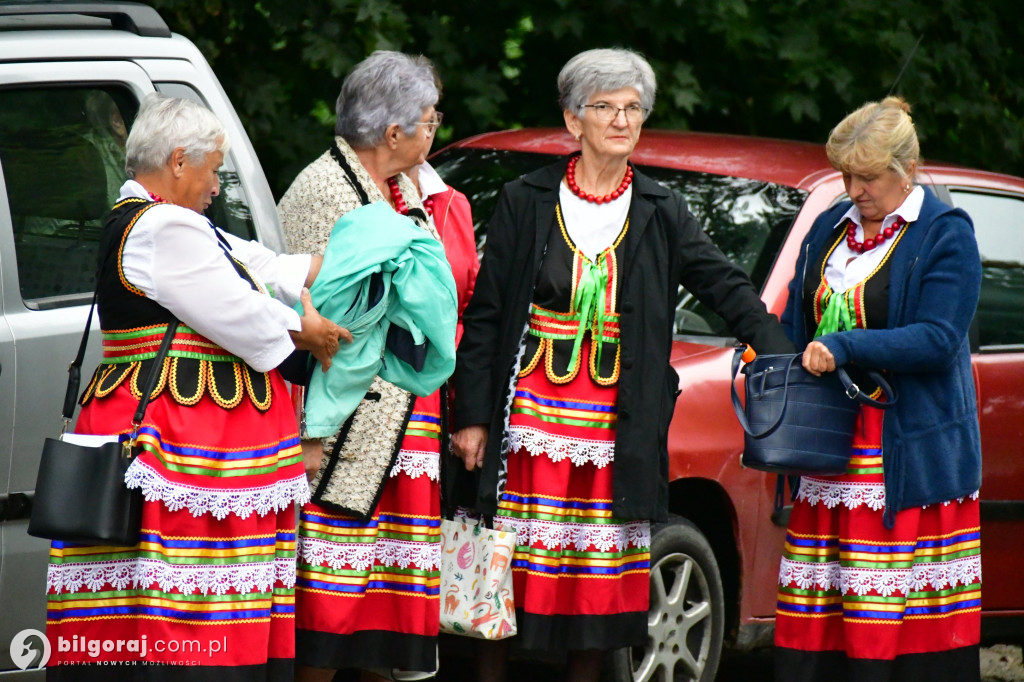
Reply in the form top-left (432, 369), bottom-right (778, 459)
top-left (46, 358), bottom-right (305, 681)
top-left (295, 391), bottom-right (441, 673)
top-left (495, 363), bottom-right (650, 652)
top-left (774, 405), bottom-right (982, 681)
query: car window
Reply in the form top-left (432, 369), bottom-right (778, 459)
top-left (950, 189), bottom-right (1024, 349)
top-left (0, 85), bottom-right (138, 308)
top-left (431, 147), bottom-right (806, 336)
top-left (155, 82), bottom-right (256, 242)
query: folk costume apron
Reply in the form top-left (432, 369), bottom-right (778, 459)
top-left (495, 202), bottom-right (651, 652)
top-left (774, 219), bottom-right (982, 681)
top-left (46, 199), bottom-right (307, 680)
top-left (294, 391), bottom-right (442, 673)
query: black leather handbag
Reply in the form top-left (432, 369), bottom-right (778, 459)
top-left (28, 290), bottom-right (178, 547)
top-left (730, 349), bottom-right (897, 476)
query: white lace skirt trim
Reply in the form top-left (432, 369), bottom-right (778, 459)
top-left (298, 535), bottom-right (440, 572)
top-left (125, 458), bottom-right (310, 520)
top-left (47, 556), bottom-right (293, 595)
top-left (796, 478), bottom-right (888, 511)
top-left (509, 425), bottom-right (615, 469)
top-left (778, 555), bottom-right (982, 595)
top-left (495, 515), bottom-right (650, 552)
top-left (797, 477), bottom-right (980, 512)
top-left (389, 449), bottom-right (440, 481)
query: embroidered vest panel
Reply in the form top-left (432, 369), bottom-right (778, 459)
top-left (519, 204), bottom-right (628, 386)
top-left (83, 199), bottom-right (273, 412)
top-left (802, 221), bottom-right (903, 395)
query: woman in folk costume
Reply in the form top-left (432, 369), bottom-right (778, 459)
top-left (451, 48), bottom-right (792, 682)
top-left (774, 97), bottom-right (983, 681)
top-left (278, 51), bottom-right (475, 682)
top-left (45, 93), bottom-right (345, 680)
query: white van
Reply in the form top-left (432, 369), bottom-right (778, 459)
top-left (0, 4), bottom-right (285, 674)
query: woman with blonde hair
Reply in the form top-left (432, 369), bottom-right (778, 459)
top-left (774, 97), bottom-right (983, 681)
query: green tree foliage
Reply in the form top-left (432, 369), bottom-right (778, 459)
top-left (151, 0), bottom-right (1023, 198)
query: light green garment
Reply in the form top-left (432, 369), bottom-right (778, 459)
top-left (301, 201), bottom-right (457, 438)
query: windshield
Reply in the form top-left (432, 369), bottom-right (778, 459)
top-left (431, 147), bottom-right (806, 336)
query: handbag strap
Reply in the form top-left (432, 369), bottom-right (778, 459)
top-left (330, 140), bottom-right (372, 207)
top-left (130, 320), bottom-right (180, 428)
top-left (62, 288), bottom-right (101, 426)
top-left (730, 348), bottom-right (898, 440)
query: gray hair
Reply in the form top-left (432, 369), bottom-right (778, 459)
top-left (558, 48), bottom-right (657, 120)
top-left (125, 93), bottom-right (229, 178)
top-left (335, 51), bottom-right (440, 149)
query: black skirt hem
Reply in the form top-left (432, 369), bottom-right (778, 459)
top-left (774, 644), bottom-right (981, 682)
top-left (513, 610), bottom-right (647, 652)
top-left (296, 628), bottom-right (437, 672)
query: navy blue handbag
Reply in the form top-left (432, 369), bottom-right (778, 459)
top-left (730, 349), bottom-right (897, 476)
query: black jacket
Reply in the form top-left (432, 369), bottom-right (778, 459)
top-left (453, 158), bottom-right (793, 521)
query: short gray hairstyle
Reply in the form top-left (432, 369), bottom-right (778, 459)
top-left (558, 48), bottom-right (657, 120)
top-left (125, 93), bottom-right (230, 178)
top-left (335, 51), bottom-right (440, 149)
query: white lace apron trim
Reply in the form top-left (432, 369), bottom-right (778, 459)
top-left (797, 477), bottom-right (980, 512)
top-left (48, 556), bottom-right (293, 595)
top-left (496, 515), bottom-right (650, 552)
top-left (389, 449), bottom-right (440, 481)
top-left (298, 535), bottom-right (440, 572)
top-left (508, 425), bottom-right (615, 468)
top-left (125, 458), bottom-right (310, 520)
top-left (779, 555), bottom-right (982, 596)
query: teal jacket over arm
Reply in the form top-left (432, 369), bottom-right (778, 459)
top-left (303, 201), bottom-right (458, 438)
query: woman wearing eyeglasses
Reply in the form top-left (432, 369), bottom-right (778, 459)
top-left (451, 48), bottom-right (793, 681)
top-left (277, 51), bottom-right (464, 682)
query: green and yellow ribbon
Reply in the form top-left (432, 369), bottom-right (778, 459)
top-left (567, 253), bottom-right (611, 372)
top-left (814, 288), bottom-right (856, 339)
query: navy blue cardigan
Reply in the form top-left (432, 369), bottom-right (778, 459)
top-left (780, 187), bottom-right (982, 526)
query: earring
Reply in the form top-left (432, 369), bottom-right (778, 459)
top-left (904, 185), bottom-right (911, 194)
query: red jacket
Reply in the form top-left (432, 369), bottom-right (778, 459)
top-left (429, 185), bottom-right (479, 346)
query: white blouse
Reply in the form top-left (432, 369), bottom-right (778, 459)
top-left (557, 182), bottom-right (632, 260)
top-left (117, 180), bottom-right (308, 372)
top-left (824, 186), bottom-right (924, 292)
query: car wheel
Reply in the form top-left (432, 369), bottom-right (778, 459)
top-left (610, 516), bottom-right (725, 682)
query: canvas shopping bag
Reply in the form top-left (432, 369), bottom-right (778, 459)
top-left (438, 517), bottom-right (517, 640)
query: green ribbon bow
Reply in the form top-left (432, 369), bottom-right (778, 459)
top-left (567, 253), bottom-right (610, 372)
top-left (814, 287), bottom-right (857, 338)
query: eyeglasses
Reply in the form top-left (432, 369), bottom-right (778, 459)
top-left (413, 111), bottom-right (444, 136)
top-left (580, 103), bottom-right (648, 123)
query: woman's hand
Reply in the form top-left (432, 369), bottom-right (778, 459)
top-left (290, 288), bottom-right (352, 371)
top-left (802, 340), bottom-right (836, 376)
top-left (452, 425), bottom-right (488, 471)
top-left (301, 439), bottom-right (324, 481)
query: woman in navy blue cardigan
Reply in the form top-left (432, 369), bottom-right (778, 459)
top-left (774, 97), bottom-right (983, 682)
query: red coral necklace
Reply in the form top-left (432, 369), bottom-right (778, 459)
top-left (386, 176), bottom-right (433, 217)
top-left (846, 216), bottom-right (906, 254)
top-left (565, 155), bottom-right (633, 204)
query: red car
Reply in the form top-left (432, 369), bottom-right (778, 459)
top-left (431, 129), bottom-right (1024, 682)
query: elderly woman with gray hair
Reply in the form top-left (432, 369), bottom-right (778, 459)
top-left (452, 48), bottom-right (792, 680)
top-left (45, 92), bottom-right (344, 679)
top-left (278, 51), bottom-right (465, 682)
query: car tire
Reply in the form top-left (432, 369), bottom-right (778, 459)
top-left (609, 516), bottom-right (725, 682)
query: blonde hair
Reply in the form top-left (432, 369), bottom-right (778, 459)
top-left (825, 96), bottom-right (919, 180)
